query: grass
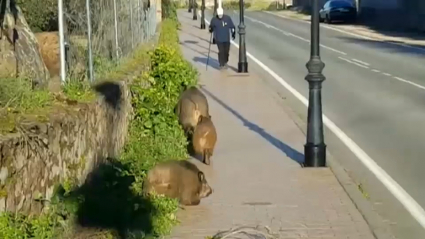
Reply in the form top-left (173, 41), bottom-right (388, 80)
top-left (0, 78), bottom-right (53, 112)
top-left (0, 15), bottom-right (195, 239)
top-left (220, 0), bottom-right (286, 11)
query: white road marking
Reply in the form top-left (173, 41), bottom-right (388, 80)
top-left (351, 58), bottom-right (370, 66)
top-left (242, 15), bottom-right (347, 55)
top-left (200, 15), bottom-right (425, 230)
top-left (393, 77), bottom-right (425, 91)
top-left (264, 11), bottom-right (425, 54)
top-left (338, 57), bottom-right (369, 69)
top-left (243, 13), bottom-right (425, 92)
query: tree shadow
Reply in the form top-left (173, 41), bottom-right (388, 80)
top-left (200, 87), bottom-right (304, 165)
top-left (289, 2), bottom-right (425, 42)
top-left (180, 39), bottom-right (215, 56)
top-left (336, 36), bottom-right (425, 57)
top-left (179, 28), bottom-right (213, 45)
top-left (353, 8), bottom-right (425, 41)
top-left (182, 39), bottom-right (213, 53)
top-left (60, 158), bottom-right (157, 239)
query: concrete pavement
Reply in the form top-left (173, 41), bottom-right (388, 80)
top-left (169, 11), bottom-right (377, 239)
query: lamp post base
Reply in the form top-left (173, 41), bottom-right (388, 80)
top-left (304, 143), bottom-right (326, 167)
top-left (201, 22), bottom-right (206, 29)
top-left (238, 62), bottom-right (248, 73)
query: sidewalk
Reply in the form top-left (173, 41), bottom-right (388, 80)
top-left (170, 10), bottom-right (375, 239)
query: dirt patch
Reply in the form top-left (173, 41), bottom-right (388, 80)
top-left (35, 32), bottom-right (60, 78)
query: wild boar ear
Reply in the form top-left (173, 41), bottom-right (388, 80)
top-left (198, 171), bottom-right (205, 182)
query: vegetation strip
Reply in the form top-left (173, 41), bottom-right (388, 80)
top-left (0, 3), bottom-right (197, 238)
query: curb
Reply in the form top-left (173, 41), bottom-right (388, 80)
top-left (267, 88), bottom-right (396, 239)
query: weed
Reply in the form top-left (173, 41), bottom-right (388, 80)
top-left (0, 78), bottom-right (53, 112)
top-left (63, 80), bottom-right (96, 102)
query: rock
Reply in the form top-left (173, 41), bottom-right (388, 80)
top-left (0, 5), bottom-right (49, 89)
top-left (35, 31), bottom-right (62, 92)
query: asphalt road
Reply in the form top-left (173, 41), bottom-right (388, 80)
top-left (202, 10), bottom-right (425, 238)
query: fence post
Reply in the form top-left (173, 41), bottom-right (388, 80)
top-left (130, 0), bottom-right (134, 49)
top-left (58, 0), bottom-right (66, 84)
top-left (113, 0), bottom-right (120, 59)
top-left (137, 0), bottom-right (142, 43)
top-left (86, 0), bottom-right (94, 82)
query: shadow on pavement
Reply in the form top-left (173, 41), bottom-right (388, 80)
top-left (336, 36), bottom-right (425, 57)
top-left (182, 39), bottom-right (212, 53)
top-left (200, 87), bottom-right (304, 165)
top-left (194, 56), bottom-right (239, 73)
top-left (60, 158), bottom-right (156, 239)
top-left (179, 28), bottom-right (212, 45)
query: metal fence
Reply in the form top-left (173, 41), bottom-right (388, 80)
top-left (59, 0), bottom-right (157, 83)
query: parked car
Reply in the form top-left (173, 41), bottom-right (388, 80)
top-left (319, 0), bottom-right (357, 24)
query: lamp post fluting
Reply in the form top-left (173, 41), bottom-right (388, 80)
top-left (304, 0), bottom-right (326, 167)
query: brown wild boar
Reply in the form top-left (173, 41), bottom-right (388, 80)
top-left (176, 97), bottom-right (201, 137)
top-left (143, 160), bottom-right (213, 206)
top-left (192, 115), bottom-right (217, 165)
top-left (175, 87), bottom-right (210, 136)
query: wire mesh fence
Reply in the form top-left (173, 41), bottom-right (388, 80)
top-left (61, 0), bottom-right (157, 83)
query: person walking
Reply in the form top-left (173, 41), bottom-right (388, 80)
top-left (209, 7), bottom-right (235, 69)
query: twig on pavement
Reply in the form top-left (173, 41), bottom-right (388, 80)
top-left (210, 225), bottom-right (280, 239)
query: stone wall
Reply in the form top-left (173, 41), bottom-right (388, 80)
top-left (0, 80), bottom-right (132, 215)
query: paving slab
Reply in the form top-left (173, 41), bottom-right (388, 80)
top-left (169, 10), bottom-right (376, 239)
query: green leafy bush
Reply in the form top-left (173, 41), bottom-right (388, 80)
top-left (162, 0), bottom-right (179, 21)
top-left (16, 0), bottom-right (58, 32)
top-left (222, 1), bottom-right (252, 10)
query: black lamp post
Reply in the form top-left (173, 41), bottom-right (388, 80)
top-left (214, 0), bottom-right (218, 15)
top-left (188, 0), bottom-right (192, 12)
top-left (200, 0), bottom-right (206, 29)
top-left (237, 0), bottom-right (248, 73)
top-left (192, 0), bottom-right (198, 20)
top-left (304, 0), bottom-right (326, 167)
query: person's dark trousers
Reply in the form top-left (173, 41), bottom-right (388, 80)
top-left (217, 41), bottom-right (230, 67)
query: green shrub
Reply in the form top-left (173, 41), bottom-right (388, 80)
top-left (16, 0), bottom-right (58, 32)
top-left (162, 0), bottom-right (179, 21)
top-left (222, 1), bottom-right (252, 10)
top-left (118, 20), bottom-right (198, 236)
